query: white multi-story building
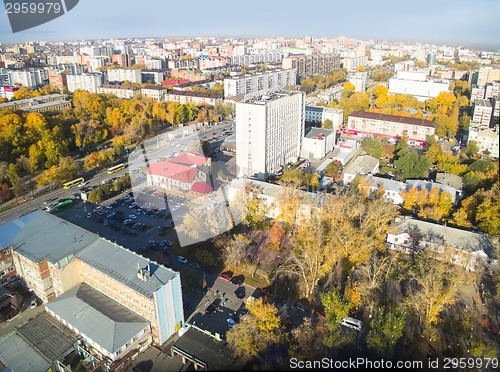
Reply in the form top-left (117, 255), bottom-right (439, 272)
top-left (468, 127), bottom-right (499, 158)
top-left (389, 70), bottom-right (450, 101)
top-left (348, 71), bottom-right (368, 92)
top-left (304, 106), bottom-right (343, 130)
top-left (470, 85), bottom-right (485, 101)
top-left (141, 86), bottom-right (167, 101)
top-left (7, 69), bottom-right (47, 88)
top-left (107, 68), bottom-right (142, 84)
top-left (66, 73), bottom-right (103, 93)
top-left (300, 127), bottom-right (336, 160)
top-left (197, 56), bottom-right (230, 71)
top-left (236, 91), bottom-right (305, 179)
top-left (223, 69), bottom-right (296, 98)
top-left (343, 56), bottom-right (368, 72)
top-left (471, 99), bottom-right (493, 128)
top-left (317, 86), bottom-right (345, 103)
top-left (346, 111), bottom-right (436, 146)
top-left (96, 84), bottom-right (139, 99)
top-left (484, 81), bottom-right (500, 99)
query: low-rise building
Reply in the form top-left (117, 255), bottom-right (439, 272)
top-left (146, 151), bottom-right (211, 192)
top-left (0, 211), bottom-right (184, 347)
top-left (388, 70), bottom-right (450, 101)
top-left (141, 86), bottom-right (168, 101)
top-left (96, 84), bottom-right (139, 99)
top-left (343, 155), bottom-right (379, 184)
top-left (305, 106), bottom-right (343, 129)
top-left (164, 90), bottom-right (221, 106)
top-left (345, 111), bottom-right (436, 146)
top-left (0, 247), bottom-right (15, 286)
top-left (0, 85), bottom-right (19, 100)
top-left (0, 94), bottom-right (71, 113)
top-left (317, 86), bottom-right (345, 103)
top-left (387, 217), bottom-right (494, 271)
top-left (366, 176), bottom-right (406, 205)
top-left (405, 179), bottom-right (462, 204)
top-left (301, 128), bottom-right (336, 160)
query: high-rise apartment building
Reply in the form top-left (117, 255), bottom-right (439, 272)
top-left (7, 68), bottom-right (47, 88)
top-left (66, 73), bottom-right (103, 93)
top-left (282, 53), bottom-right (340, 79)
top-left (48, 69), bottom-right (68, 91)
top-left (107, 68), bottom-right (142, 84)
top-left (236, 91), bottom-right (305, 179)
top-left (471, 99), bottom-right (493, 128)
top-left (223, 69), bottom-right (297, 98)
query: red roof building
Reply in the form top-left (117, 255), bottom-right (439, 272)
top-left (162, 79), bottom-right (189, 88)
top-left (146, 152), bottom-right (210, 192)
top-left (191, 182), bottom-right (214, 194)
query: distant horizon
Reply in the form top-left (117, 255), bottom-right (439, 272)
top-left (1, 0), bottom-right (499, 51)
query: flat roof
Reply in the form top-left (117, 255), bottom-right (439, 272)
top-left (0, 210), bottom-right (179, 296)
top-left (349, 111), bottom-right (436, 128)
top-left (304, 127), bottom-right (334, 139)
top-left (46, 283), bottom-right (149, 354)
top-left (76, 238), bottom-right (178, 298)
top-left (172, 327), bottom-right (236, 371)
top-left (0, 311), bottom-right (78, 371)
top-left (0, 210), bottom-right (96, 264)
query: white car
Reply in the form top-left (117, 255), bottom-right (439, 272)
top-left (128, 214), bottom-right (137, 219)
top-left (30, 298), bottom-right (37, 309)
top-left (177, 256), bottom-right (188, 264)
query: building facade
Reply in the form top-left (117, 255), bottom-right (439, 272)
top-left (163, 90), bottom-right (221, 106)
top-left (282, 53), bottom-right (341, 79)
top-left (0, 94), bottom-right (71, 113)
top-left (0, 211), bottom-right (184, 348)
top-left (96, 84), bottom-right (139, 99)
top-left (107, 68), bottom-right (142, 84)
top-left (388, 70), bottom-right (450, 101)
top-left (471, 99), bottom-right (493, 128)
top-left (468, 127), bottom-right (499, 158)
top-left (236, 91), bottom-right (305, 179)
top-left (141, 86), bottom-right (168, 101)
top-left (345, 111), bottom-right (436, 146)
top-left (66, 73), bottom-right (103, 93)
top-left (223, 69), bottom-right (296, 98)
top-left (300, 128), bottom-right (336, 160)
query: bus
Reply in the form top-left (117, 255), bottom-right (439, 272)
top-left (54, 199), bottom-right (73, 212)
top-left (63, 177), bottom-right (84, 189)
top-left (107, 163), bottom-right (126, 174)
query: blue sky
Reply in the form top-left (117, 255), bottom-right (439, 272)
top-left (0, 0), bottom-right (499, 49)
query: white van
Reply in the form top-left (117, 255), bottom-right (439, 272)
top-left (341, 317), bottom-right (362, 331)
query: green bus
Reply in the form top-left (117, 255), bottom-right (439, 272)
top-left (54, 199), bottom-right (73, 212)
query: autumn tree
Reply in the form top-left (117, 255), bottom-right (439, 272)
top-left (403, 250), bottom-right (471, 335)
top-left (226, 298), bottom-right (284, 356)
top-left (361, 137), bottom-right (384, 159)
top-left (394, 151), bottom-right (430, 179)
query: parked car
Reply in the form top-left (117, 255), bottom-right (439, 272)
top-left (227, 318), bottom-right (236, 328)
top-left (189, 262), bottom-right (201, 269)
top-left (219, 273), bottom-right (230, 281)
top-left (177, 256), bottom-right (188, 264)
top-left (30, 298), bottom-right (37, 309)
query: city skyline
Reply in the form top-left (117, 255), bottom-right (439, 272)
top-left (0, 0), bottom-right (499, 50)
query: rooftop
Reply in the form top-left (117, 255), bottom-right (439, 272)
top-left (368, 175), bottom-right (407, 194)
top-left (0, 312), bottom-right (78, 371)
top-left (0, 210), bottom-right (96, 265)
top-left (76, 239), bottom-right (178, 298)
top-left (46, 283), bottom-right (149, 355)
top-left (391, 218), bottom-right (495, 255)
top-left (349, 111), bottom-right (436, 128)
top-left (146, 161), bottom-right (198, 184)
top-left (304, 127), bottom-right (334, 140)
top-left (344, 154), bottom-right (379, 175)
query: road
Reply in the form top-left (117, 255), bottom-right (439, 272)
top-left (0, 121), bottom-right (235, 226)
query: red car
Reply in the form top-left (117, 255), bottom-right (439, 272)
top-left (219, 274), bottom-right (230, 281)
top-left (314, 310), bottom-right (326, 319)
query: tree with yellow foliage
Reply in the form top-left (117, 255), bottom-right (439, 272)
top-left (226, 298), bottom-right (284, 356)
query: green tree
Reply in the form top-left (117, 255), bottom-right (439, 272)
top-left (361, 137), bottom-right (384, 158)
top-left (394, 152), bottom-right (430, 179)
top-left (321, 289), bottom-right (353, 347)
top-left (465, 140), bottom-right (479, 157)
top-left (322, 118), bottom-right (333, 129)
top-left (366, 306), bottom-right (406, 358)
